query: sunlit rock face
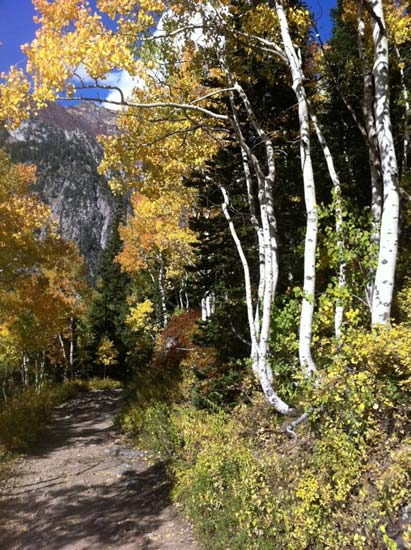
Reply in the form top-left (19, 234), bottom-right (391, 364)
top-left (2, 102), bottom-right (119, 281)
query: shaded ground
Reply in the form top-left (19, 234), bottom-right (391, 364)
top-left (0, 390), bottom-right (197, 550)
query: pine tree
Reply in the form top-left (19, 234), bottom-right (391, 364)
top-left (87, 197), bottom-right (134, 379)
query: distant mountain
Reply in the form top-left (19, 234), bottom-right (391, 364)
top-left (2, 102), bottom-right (120, 281)
top-left (37, 101), bottom-right (117, 137)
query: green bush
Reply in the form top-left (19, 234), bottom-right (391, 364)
top-left (87, 377), bottom-right (123, 391)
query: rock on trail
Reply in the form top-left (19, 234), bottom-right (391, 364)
top-left (0, 390), bottom-right (197, 550)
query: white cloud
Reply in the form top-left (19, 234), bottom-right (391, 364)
top-left (73, 62), bottom-right (92, 83)
top-left (103, 70), bottom-right (146, 110)
top-left (73, 64), bottom-right (145, 110)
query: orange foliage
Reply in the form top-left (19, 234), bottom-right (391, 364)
top-left (152, 310), bottom-right (200, 370)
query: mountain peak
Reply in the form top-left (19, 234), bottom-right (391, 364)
top-left (38, 101), bottom-right (117, 137)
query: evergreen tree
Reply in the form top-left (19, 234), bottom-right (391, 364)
top-left (87, 197), bottom-right (134, 379)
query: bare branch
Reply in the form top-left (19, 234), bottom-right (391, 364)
top-left (282, 411), bottom-right (309, 439)
top-left (232, 29), bottom-right (288, 63)
top-left (361, 0), bottom-right (386, 36)
top-left (75, 81), bottom-right (126, 104)
top-left (141, 24), bottom-right (203, 41)
top-left (191, 87), bottom-right (236, 104)
top-left (60, 92), bottom-right (229, 120)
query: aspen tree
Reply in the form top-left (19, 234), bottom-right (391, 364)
top-left (368, 0), bottom-right (400, 325)
top-left (274, 0), bottom-right (317, 375)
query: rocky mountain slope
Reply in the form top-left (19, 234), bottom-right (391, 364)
top-left (2, 102), bottom-right (118, 280)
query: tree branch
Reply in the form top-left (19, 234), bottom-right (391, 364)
top-left (233, 29), bottom-right (288, 63)
top-left (361, 0), bottom-right (386, 36)
top-left (60, 93), bottom-right (229, 120)
top-left (191, 87), bottom-right (236, 104)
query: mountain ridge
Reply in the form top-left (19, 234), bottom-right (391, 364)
top-left (2, 102), bottom-right (120, 280)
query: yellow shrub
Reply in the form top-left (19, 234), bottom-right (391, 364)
top-left (120, 323), bottom-right (411, 549)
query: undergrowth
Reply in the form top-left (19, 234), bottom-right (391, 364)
top-left (0, 380), bottom-right (89, 453)
top-left (86, 377), bottom-right (123, 391)
top-left (0, 377), bottom-right (122, 460)
top-left (120, 312), bottom-right (411, 549)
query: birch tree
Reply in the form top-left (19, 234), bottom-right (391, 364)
top-left (273, 0), bottom-right (318, 375)
top-left (386, 0), bottom-right (411, 177)
top-left (367, 0), bottom-right (400, 325)
top-left (355, 0), bottom-right (383, 308)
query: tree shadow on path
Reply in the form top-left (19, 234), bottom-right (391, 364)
top-left (0, 391), bottom-right (196, 550)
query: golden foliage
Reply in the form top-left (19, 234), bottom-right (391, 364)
top-left (0, 149), bottom-right (86, 363)
top-left (118, 191), bottom-right (196, 279)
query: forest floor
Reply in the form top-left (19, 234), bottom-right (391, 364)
top-left (0, 390), bottom-right (198, 550)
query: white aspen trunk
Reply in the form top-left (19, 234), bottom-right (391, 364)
top-left (147, 267), bottom-right (162, 324)
top-left (35, 363), bottom-right (39, 395)
top-left (240, 146), bottom-right (266, 318)
top-left (227, 96), bottom-right (265, 368)
top-left (20, 360), bottom-right (25, 387)
top-left (206, 293), bottom-right (215, 318)
top-left (227, 78), bottom-right (278, 386)
top-left (219, 185), bottom-right (259, 359)
top-left (356, 1), bottom-right (383, 309)
top-left (213, 45), bottom-right (296, 415)
top-left (369, 0), bottom-right (400, 325)
top-left (201, 292), bottom-right (214, 321)
top-left (356, 0), bottom-right (383, 232)
top-left (39, 353), bottom-right (45, 388)
top-left (258, 190), bottom-right (277, 387)
top-left (23, 355), bottom-right (29, 387)
top-left (158, 254), bottom-right (168, 327)
top-left (34, 357), bottom-right (38, 393)
top-left (69, 317), bottom-right (75, 379)
top-left (201, 296), bottom-right (207, 321)
top-left (179, 288), bottom-right (184, 310)
top-left (58, 333), bottom-right (69, 380)
top-left (222, 62), bottom-right (266, 326)
top-left (206, 295), bottom-right (211, 318)
top-left (274, 0), bottom-right (317, 376)
top-left (220, 185), bottom-right (294, 415)
top-left (218, 82), bottom-right (265, 379)
top-left (311, 113), bottom-right (346, 340)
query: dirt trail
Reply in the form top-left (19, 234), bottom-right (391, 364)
top-left (0, 390), bottom-right (198, 550)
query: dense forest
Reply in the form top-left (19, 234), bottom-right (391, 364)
top-left (1, 0), bottom-right (411, 547)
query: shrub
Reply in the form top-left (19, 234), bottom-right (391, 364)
top-left (0, 380), bottom-right (88, 452)
top-left (120, 322), bottom-right (411, 549)
top-left (87, 377), bottom-right (123, 391)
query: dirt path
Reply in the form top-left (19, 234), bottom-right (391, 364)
top-left (0, 390), bottom-right (198, 550)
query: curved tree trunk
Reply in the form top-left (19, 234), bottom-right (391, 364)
top-left (220, 185), bottom-right (294, 415)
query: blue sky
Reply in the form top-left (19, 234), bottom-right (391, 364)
top-left (0, 0), bottom-right (337, 74)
